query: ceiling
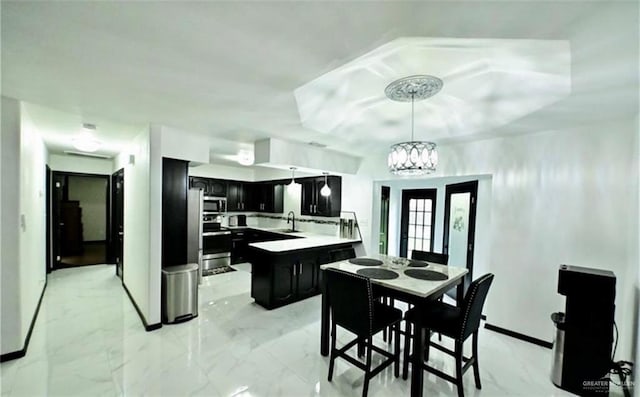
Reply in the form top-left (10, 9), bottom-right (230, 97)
top-left (2, 1), bottom-right (638, 160)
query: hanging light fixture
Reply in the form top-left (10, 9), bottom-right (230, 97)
top-left (386, 75), bottom-right (442, 175)
top-left (73, 123), bottom-right (102, 153)
top-left (320, 172), bottom-right (331, 197)
top-left (287, 167), bottom-right (298, 194)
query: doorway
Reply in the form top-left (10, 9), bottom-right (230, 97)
top-left (378, 186), bottom-right (390, 255)
top-left (111, 168), bottom-right (124, 279)
top-left (399, 189), bottom-right (437, 258)
top-left (51, 172), bottom-right (111, 268)
top-left (443, 180), bottom-right (478, 295)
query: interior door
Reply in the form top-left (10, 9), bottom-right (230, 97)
top-left (443, 180), bottom-right (478, 296)
top-left (46, 165), bottom-right (52, 274)
top-left (112, 169), bottom-right (125, 279)
top-left (399, 189), bottom-right (437, 258)
top-left (51, 173), bottom-right (66, 268)
top-left (379, 186), bottom-right (390, 254)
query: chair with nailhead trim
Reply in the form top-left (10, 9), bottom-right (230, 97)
top-left (402, 273), bottom-right (494, 397)
top-left (325, 268), bottom-right (403, 397)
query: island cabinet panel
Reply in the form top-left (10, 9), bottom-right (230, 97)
top-left (272, 261), bottom-right (296, 305)
top-left (297, 254), bottom-right (319, 299)
top-left (248, 243), bottom-right (353, 309)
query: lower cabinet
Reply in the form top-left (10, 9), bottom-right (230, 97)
top-left (248, 244), bottom-right (351, 309)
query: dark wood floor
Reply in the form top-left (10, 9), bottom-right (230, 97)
top-left (60, 242), bottom-right (107, 267)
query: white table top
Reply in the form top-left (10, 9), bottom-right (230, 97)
top-left (320, 254), bottom-right (468, 299)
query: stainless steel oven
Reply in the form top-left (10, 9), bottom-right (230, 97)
top-left (203, 196), bottom-right (227, 214)
top-left (202, 230), bottom-right (232, 270)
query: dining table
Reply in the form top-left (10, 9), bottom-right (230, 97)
top-left (319, 254), bottom-right (468, 397)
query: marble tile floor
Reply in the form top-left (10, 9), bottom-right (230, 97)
top-left (0, 264), bottom-right (596, 396)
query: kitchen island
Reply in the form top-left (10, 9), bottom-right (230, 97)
top-left (245, 229), bottom-right (360, 309)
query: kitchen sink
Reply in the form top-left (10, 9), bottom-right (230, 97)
top-left (273, 229), bottom-right (301, 234)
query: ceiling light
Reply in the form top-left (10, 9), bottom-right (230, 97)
top-left (237, 150), bottom-right (254, 166)
top-left (73, 124), bottom-right (102, 153)
top-left (320, 172), bottom-right (331, 197)
top-left (386, 75), bottom-right (441, 175)
top-left (287, 167), bottom-right (298, 193)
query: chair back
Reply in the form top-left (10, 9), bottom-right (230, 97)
top-left (411, 250), bottom-right (449, 265)
top-left (325, 268), bottom-right (373, 336)
top-left (459, 273), bottom-right (494, 340)
top-left (329, 247), bottom-right (356, 262)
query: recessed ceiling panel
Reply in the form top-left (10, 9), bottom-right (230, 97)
top-left (294, 37), bottom-right (571, 144)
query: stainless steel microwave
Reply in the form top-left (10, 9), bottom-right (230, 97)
top-left (203, 196), bottom-right (226, 214)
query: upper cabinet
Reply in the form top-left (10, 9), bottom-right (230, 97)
top-left (227, 181), bottom-right (250, 211)
top-left (189, 176), bottom-right (226, 196)
top-left (252, 183), bottom-right (284, 213)
top-left (301, 176), bottom-right (342, 217)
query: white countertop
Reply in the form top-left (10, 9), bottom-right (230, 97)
top-left (246, 227), bottom-right (361, 253)
top-left (320, 256), bottom-right (468, 299)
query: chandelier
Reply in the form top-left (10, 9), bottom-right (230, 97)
top-left (386, 75), bottom-right (442, 175)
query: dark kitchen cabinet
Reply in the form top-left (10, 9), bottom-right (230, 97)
top-left (272, 262), bottom-right (296, 305)
top-left (227, 181), bottom-right (251, 211)
top-left (248, 243), bottom-right (353, 309)
top-left (163, 158), bottom-right (189, 267)
top-left (189, 177), bottom-right (208, 193)
top-left (301, 176), bottom-right (342, 217)
top-left (231, 229), bottom-right (248, 264)
top-left (208, 179), bottom-right (227, 196)
top-left (189, 177), bottom-right (226, 196)
top-left (297, 255), bottom-right (320, 299)
top-left (253, 183), bottom-right (284, 213)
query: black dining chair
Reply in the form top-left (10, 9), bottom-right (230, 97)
top-left (411, 250), bottom-right (449, 265)
top-left (402, 273), bottom-right (495, 397)
top-left (329, 247), bottom-right (356, 262)
top-left (411, 250), bottom-right (450, 341)
top-left (326, 268), bottom-right (402, 397)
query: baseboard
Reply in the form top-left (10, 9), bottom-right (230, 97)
top-left (0, 281), bottom-right (47, 363)
top-left (485, 323), bottom-right (553, 349)
top-left (122, 283), bottom-right (162, 332)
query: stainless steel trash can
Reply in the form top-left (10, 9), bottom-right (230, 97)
top-left (550, 312), bottom-right (566, 386)
top-left (162, 263), bottom-right (199, 324)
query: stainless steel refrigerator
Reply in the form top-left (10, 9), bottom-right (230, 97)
top-left (187, 188), bottom-right (203, 282)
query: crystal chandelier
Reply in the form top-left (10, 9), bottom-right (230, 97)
top-left (386, 75), bottom-right (442, 175)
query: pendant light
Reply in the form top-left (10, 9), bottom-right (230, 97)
top-left (320, 172), bottom-right (331, 197)
top-left (386, 75), bottom-right (442, 175)
top-left (287, 167), bottom-right (298, 194)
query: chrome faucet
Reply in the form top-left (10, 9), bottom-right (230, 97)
top-left (287, 211), bottom-right (296, 232)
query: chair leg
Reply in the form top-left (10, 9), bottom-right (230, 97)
top-left (328, 322), bottom-right (337, 381)
top-left (362, 338), bottom-right (372, 397)
top-left (357, 338), bottom-right (365, 357)
top-left (455, 340), bottom-right (465, 397)
top-left (402, 321), bottom-right (412, 380)
top-left (424, 329), bottom-right (430, 362)
top-left (394, 322), bottom-right (400, 377)
top-left (472, 331), bottom-right (482, 389)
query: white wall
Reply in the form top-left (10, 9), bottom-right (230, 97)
top-left (385, 119), bottom-right (636, 360)
top-left (67, 176), bottom-right (108, 241)
top-left (18, 104), bottom-right (48, 349)
top-left (189, 163), bottom-right (255, 181)
top-left (1, 97), bottom-right (23, 355)
top-left (48, 153), bottom-right (113, 175)
top-left (122, 127), bottom-right (153, 324)
top-left (0, 97), bottom-right (48, 356)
